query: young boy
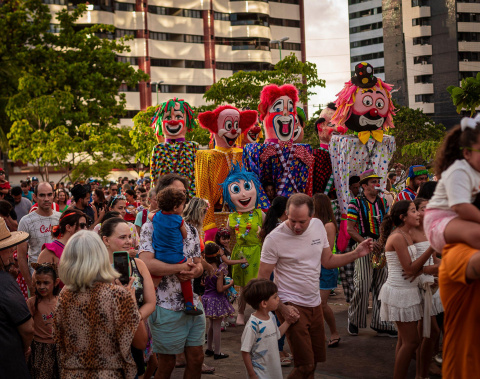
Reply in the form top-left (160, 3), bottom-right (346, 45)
top-left (241, 279), bottom-right (297, 379)
top-left (149, 187), bottom-right (202, 315)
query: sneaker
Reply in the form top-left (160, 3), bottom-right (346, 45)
top-left (205, 349), bottom-right (214, 357)
top-left (347, 319), bottom-right (358, 336)
top-left (214, 352), bottom-right (229, 360)
top-left (372, 327), bottom-right (398, 338)
top-left (434, 353), bottom-right (443, 365)
top-left (185, 302), bottom-right (203, 316)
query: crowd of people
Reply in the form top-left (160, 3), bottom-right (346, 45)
top-left (1, 120), bottom-right (480, 379)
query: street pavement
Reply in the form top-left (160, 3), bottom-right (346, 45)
top-left (170, 286), bottom-right (443, 378)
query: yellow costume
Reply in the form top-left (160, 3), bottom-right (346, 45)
top-left (195, 146), bottom-right (243, 232)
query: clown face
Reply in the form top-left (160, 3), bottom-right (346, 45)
top-left (246, 125), bottom-right (262, 144)
top-left (264, 95), bottom-right (296, 142)
top-left (317, 106), bottom-right (346, 144)
top-left (215, 108), bottom-right (241, 148)
top-left (229, 179), bottom-right (257, 212)
top-left (346, 87), bottom-right (389, 132)
top-left (293, 114), bottom-right (304, 143)
top-left (162, 102), bottom-right (187, 139)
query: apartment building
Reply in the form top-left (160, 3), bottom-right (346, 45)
top-left (46, 0), bottom-right (306, 125)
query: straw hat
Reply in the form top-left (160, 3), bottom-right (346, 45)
top-left (0, 218), bottom-right (29, 251)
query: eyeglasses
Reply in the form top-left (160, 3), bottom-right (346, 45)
top-left (79, 223), bottom-right (87, 229)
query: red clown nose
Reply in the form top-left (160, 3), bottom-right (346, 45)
top-left (369, 109), bottom-right (378, 117)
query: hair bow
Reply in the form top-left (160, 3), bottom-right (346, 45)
top-left (460, 114), bottom-right (480, 131)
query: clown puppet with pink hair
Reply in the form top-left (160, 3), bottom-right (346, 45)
top-left (329, 62), bottom-right (396, 252)
top-left (242, 84), bottom-right (314, 200)
top-left (195, 105), bottom-right (258, 241)
top-left (150, 97), bottom-right (199, 197)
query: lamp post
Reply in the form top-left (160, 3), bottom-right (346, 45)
top-left (150, 80), bottom-right (164, 105)
top-left (270, 36), bottom-right (289, 61)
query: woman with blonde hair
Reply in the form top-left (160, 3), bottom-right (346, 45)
top-left (53, 230), bottom-right (147, 379)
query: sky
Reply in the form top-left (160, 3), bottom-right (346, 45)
top-left (304, 0), bottom-right (350, 117)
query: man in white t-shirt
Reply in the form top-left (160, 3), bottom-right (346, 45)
top-left (17, 182), bottom-right (60, 294)
top-left (258, 193), bottom-right (372, 378)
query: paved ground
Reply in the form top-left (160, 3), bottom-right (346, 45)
top-left (170, 286), bottom-right (443, 378)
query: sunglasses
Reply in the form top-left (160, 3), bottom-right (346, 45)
top-left (79, 223), bottom-right (87, 229)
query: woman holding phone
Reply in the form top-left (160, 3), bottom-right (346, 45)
top-left (100, 217), bottom-right (156, 379)
top-left (54, 230), bottom-right (148, 379)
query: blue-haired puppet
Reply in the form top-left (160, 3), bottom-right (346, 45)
top-left (150, 97), bottom-right (199, 196)
top-left (220, 163), bottom-right (265, 325)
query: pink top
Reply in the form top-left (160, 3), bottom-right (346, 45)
top-left (43, 240), bottom-right (65, 260)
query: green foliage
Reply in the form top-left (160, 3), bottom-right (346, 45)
top-left (203, 54), bottom-right (325, 109)
top-left (5, 3), bottom-right (148, 181)
top-left (447, 72), bottom-right (480, 115)
top-left (388, 103), bottom-right (445, 167)
top-left (302, 108), bottom-right (322, 148)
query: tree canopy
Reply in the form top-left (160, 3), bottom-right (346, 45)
top-left (203, 54), bottom-right (325, 110)
top-left (5, 1), bottom-right (148, 182)
top-left (447, 73), bottom-right (480, 116)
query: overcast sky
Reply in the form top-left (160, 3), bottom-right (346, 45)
top-left (304, 0), bottom-right (350, 116)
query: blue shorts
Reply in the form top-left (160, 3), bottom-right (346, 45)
top-left (149, 303), bottom-right (206, 355)
top-left (320, 265), bottom-right (338, 290)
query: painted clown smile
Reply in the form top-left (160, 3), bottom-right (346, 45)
top-left (359, 115), bottom-right (385, 128)
top-left (238, 198), bottom-right (251, 206)
top-left (165, 121), bottom-right (183, 135)
top-left (224, 135), bottom-right (237, 146)
top-left (276, 117), bottom-right (293, 137)
top-left (248, 131), bottom-right (259, 141)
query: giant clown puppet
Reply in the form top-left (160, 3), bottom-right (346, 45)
top-left (242, 84), bottom-right (313, 200)
top-left (195, 105), bottom-right (258, 241)
top-left (150, 98), bottom-right (198, 197)
top-left (329, 62), bottom-right (396, 251)
top-left (312, 102), bottom-right (347, 195)
top-left (220, 163), bottom-right (264, 325)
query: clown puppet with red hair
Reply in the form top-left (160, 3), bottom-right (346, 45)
top-left (195, 105), bottom-right (258, 241)
top-left (329, 62), bottom-right (396, 252)
top-left (150, 97), bottom-right (199, 197)
top-left (242, 84), bottom-right (314, 200)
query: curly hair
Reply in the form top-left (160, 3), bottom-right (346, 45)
top-left (157, 187), bottom-right (186, 212)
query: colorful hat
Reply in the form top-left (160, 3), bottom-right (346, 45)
top-left (407, 165), bottom-right (428, 179)
top-left (351, 62), bottom-right (377, 89)
top-left (359, 169), bottom-right (382, 185)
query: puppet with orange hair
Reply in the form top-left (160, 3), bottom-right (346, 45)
top-left (195, 105), bottom-right (258, 241)
top-left (329, 62), bottom-right (397, 251)
top-left (242, 84), bottom-right (314, 199)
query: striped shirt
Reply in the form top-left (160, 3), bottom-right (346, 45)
top-left (396, 187), bottom-right (416, 202)
top-left (347, 195), bottom-right (388, 239)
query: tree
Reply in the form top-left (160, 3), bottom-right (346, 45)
top-left (203, 54), bottom-right (325, 110)
top-left (302, 108), bottom-right (322, 148)
top-left (447, 73), bottom-right (480, 115)
top-left (6, 3), bottom-right (148, 182)
top-left (388, 104), bottom-right (445, 167)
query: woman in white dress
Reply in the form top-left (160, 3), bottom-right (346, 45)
top-left (377, 200), bottom-right (435, 379)
top-left (410, 197), bottom-right (443, 379)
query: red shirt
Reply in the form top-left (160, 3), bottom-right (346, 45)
top-left (124, 202), bottom-right (139, 222)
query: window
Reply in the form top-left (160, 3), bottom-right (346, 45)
top-left (349, 0), bottom-right (372, 4)
top-left (186, 86), bottom-right (206, 93)
top-left (119, 83), bottom-right (139, 92)
top-left (412, 17), bottom-right (431, 26)
top-left (458, 32), bottom-right (480, 41)
top-left (183, 9), bottom-right (201, 18)
top-left (269, 18), bottom-right (300, 28)
top-left (268, 0), bottom-right (298, 3)
top-left (48, 24), bottom-right (62, 33)
top-left (115, 2), bottom-right (134, 11)
top-left (185, 60), bottom-right (205, 69)
top-left (147, 6), bottom-right (201, 18)
top-left (214, 12), bottom-right (230, 21)
top-left (414, 75), bottom-right (433, 83)
top-left (150, 32), bottom-right (168, 41)
top-left (150, 58), bottom-right (171, 67)
top-left (350, 37), bottom-right (383, 48)
top-left (415, 94), bottom-right (433, 103)
top-left (412, 0), bottom-right (429, 6)
top-left (124, 110), bottom-right (140, 118)
top-left (117, 56), bottom-right (139, 65)
top-left (350, 51), bottom-right (384, 63)
top-left (230, 13), bottom-right (269, 27)
top-left (116, 29), bottom-right (136, 38)
top-left (43, 0), bottom-right (66, 4)
top-left (349, 7), bottom-right (382, 20)
top-left (184, 35), bottom-right (203, 44)
top-left (413, 36), bottom-right (431, 45)
top-left (414, 55), bottom-right (432, 64)
top-left (460, 71), bottom-right (480, 80)
top-left (457, 12), bottom-right (480, 22)
top-left (350, 22), bottom-right (383, 34)
top-left (459, 52), bottom-right (480, 61)
top-left (215, 37), bottom-right (271, 50)
top-left (216, 62), bottom-right (232, 70)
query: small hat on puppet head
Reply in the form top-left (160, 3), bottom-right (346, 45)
top-left (150, 97), bottom-right (197, 139)
top-left (331, 62), bottom-right (395, 141)
top-left (258, 84), bottom-right (298, 143)
top-left (198, 105), bottom-right (257, 149)
top-left (220, 163), bottom-right (261, 213)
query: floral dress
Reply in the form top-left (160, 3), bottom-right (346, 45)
top-left (230, 208), bottom-right (263, 287)
top-left (202, 265), bottom-right (235, 319)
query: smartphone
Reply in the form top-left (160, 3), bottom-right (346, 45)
top-left (113, 251), bottom-right (130, 285)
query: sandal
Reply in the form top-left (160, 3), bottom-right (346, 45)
top-left (201, 363), bottom-right (215, 374)
top-left (327, 337), bottom-right (341, 348)
top-left (280, 356), bottom-right (292, 366)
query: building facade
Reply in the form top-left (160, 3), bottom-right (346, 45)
top-left (48, 0), bottom-right (306, 125)
top-left (350, 0), bottom-right (478, 129)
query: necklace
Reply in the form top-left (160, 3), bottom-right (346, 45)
top-left (234, 211), bottom-right (254, 239)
